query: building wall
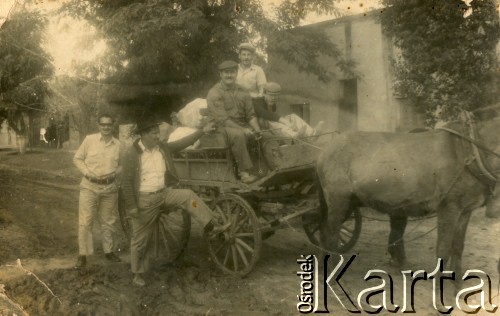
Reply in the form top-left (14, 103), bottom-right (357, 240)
top-left (267, 13), bottom-right (422, 133)
top-left (0, 120), bottom-right (16, 148)
top-left (351, 18), bottom-right (394, 132)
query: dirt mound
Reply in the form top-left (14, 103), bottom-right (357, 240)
top-left (3, 259), bottom-right (277, 316)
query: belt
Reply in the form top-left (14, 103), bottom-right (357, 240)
top-left (85, 175), bottom-right (116, 185)
top-left (139, 188), bottom-right (166, 195)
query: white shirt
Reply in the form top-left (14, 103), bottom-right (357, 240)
top-left (138, 140), bottom-right (166, 192)
top-left (236, 64), bottom-right (267, 98)
top-left (73, 133), bottom-right (120, 178)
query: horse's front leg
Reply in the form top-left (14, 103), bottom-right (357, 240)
top-left (436, 203), bottom-right (460, 264)
top-left (450, 208), bottom-right (473, 288)
top-left (388, 215), bottom-right (408, 267)
top-left (435, 201), bottom-right (462, 310)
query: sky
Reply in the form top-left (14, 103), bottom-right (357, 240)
top-left (0, 0), bottom-right (384, 76)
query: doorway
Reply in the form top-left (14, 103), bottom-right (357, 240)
top-left (338, 79), bottom-right (358, 131)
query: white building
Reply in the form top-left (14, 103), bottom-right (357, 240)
top-left (268, 11), bottom-right (425, 133)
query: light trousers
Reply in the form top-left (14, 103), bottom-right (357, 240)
top-left (78, 178), bottom-right (118, 255)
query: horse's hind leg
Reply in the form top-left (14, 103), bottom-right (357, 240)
top-left (319, 190), bottom-right (352, 254)
top-left (388, 215), bottom-right (408, 267)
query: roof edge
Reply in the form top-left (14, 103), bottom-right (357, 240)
top-left (298, 9), bottom-right (382, 30)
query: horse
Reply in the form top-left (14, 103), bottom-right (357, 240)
top-left (316, 116), bottom-right (500, 282)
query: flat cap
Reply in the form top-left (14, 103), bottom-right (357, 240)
top-left (218, 60), bottom-right (238, 71)
top-left (264, 82), bottom-right (282, 94)
top-left (238, 42), bottom-right (256, 53)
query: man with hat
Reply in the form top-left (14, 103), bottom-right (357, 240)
top-left (236, 42), bottom-right (267, 98)
top-left (207, 60), bottom-right (263, 183)
top-left (120, 116), bottom-right (228, 286)
top-left (73, 113), bottom-right (122, 268)
top-left (253, 82), bottom-right (324, 138)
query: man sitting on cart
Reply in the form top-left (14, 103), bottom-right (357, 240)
top-left (253, 82), bottom-right (324, 138)
top-left (207, 60), bottom-right (263, 183)
top-left (120, 116), bottom-right (230, 287)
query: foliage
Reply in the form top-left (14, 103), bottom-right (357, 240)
top-left (61, 0), bottom-right (355, 88)
top-left (0, 8), bottom-right (53, 135)
top-left (381, 0), bottom-right (500, 124)
top-left (47, 76), bottom-right (111, 141)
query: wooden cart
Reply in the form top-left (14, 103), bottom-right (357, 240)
top-left (119, 133), bottom-right (362, 276)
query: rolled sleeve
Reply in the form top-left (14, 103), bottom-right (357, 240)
top-left (73, 136), bottom-right (89, 176)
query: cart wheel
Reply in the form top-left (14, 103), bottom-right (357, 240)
top-left (303, 207), bottom-right (362, 253)
top-left (118, 197), bottom-right (191, 263)
top-left (207, 193), bottom-right (262, 276)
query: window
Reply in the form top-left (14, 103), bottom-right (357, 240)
top-left (289, 103), bottom-right (310, 124)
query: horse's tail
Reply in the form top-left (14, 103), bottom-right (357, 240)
top-left (316, 171), bottom-right (328, 218)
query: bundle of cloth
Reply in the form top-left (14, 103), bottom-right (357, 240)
top-left (167, 98), bottom-right (208, 149)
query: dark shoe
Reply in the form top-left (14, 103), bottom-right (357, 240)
top-left (133, 274), bottom-right (146, 287)
top-left (76, 255), bottom-right (86, 268)
top-left (105, 253), bottom-right (121, 262)
top-left (240, 172), bottom-right (257, 184)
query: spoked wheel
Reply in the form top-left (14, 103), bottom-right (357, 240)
top-left (207, 193), bottom-right (262, 277)
top-left (303, 207), bottom-right (362, 253)
top-left (153, 207), bottom-right (191, 262)
top-left (118, 195), bottom-right (191, 263)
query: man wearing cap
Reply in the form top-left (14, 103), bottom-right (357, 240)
top-left (207, 60), bottom-right (262, 183)
top-left (120, 116), bottom-right (228, 286)
top-left (73, 113), bottom-right (122, 268)
top-left (253, 82), bottom-right (324, 138)
top-left (236, 43), bottom-right (267, 98)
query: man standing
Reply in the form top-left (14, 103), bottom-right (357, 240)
top-left (120, 117), bottom-right (228, 287)
top-left (253, 82), bottom-right (324, 138)
top-left (236, 43), bottom-right (267, 98)
top-left (73, 113), bottom-right (121, 268)
top-left (207, 60), bottom-right (262, 183)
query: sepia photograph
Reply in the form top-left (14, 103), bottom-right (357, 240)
top-left (0, 0), bottom-right (498, 314)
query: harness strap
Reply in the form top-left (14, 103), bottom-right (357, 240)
top-left (437, 127), bottom-right (500, 183)
top-left (437, 127), bottom-right (500, 159)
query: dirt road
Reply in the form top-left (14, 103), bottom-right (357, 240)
top-left (0, 151), bottom-right (498, 315)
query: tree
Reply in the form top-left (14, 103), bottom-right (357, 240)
top-left (47, 76), bottom-right (106, 142)
top-left (61, 0), bottom-right (356, 91)
top-left (0, 8), bottom-right (53, 140)
top-left (381, 0), bottom-right (499, 124)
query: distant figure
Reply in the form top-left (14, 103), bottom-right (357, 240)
top-left (73, 113), bottom-right (122, 268)
top-left (46, 122), bottom-right (57, 148)
top-left (56, 120), bottom-right (69, 149)
top-left (39, 127), bottom-right (48, 146)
